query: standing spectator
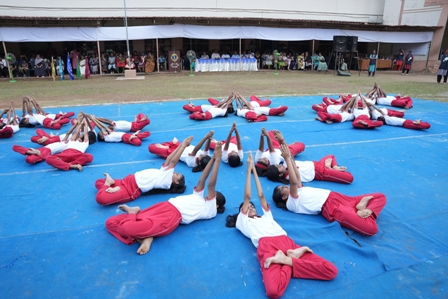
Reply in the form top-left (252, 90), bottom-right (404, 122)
top-left (312, 52), bottom-right (319, 70)
top-left (395, 49), bottom-right (404, 70)
top-left (402, 51), bottom-right (414, 75)
top-left (368, 50), bottom-right (378, 77)
top-left (71, 49), bottom-right (79, 74)
top-left (437, 49), bottom-right (448, 84)
top-left (0, 56), bottom-right (8, 77)
top-left (34, 54), bottom-right (46, 77)
top-left (108, 52), bottom-right (117, 73)
top-left (89, 54), bottom-right (99, 75)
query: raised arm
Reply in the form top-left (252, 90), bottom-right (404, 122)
top-left (205, 142), bottom-right (222, 198)
top-left (234, 123), bottom-right (242, 150)
top-left (241, 151), bottom-right (253, 214)
top-left (9, 102), bottom-right (18, 126)
top-left (165, 136), bottom-right (193, 168)
top-left (280, 144), bottom-right (301, 198)
top-left (258, 130), bottom-right (265, 152)
top-left (191, 130), bottom-right (214, 156)
top-left (223, 122), bottom-right (235, 151)
top-left (263, 128), bottom-right (276, 153)
top-left (81, 120), bottom-right (89, 143)
top-left (68, 120), bottom-right (83, 142)
top-left (252, 152), bottom-right (269, 210)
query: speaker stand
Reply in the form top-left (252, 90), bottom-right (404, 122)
top-left (326, 50), bottom-right (360, 76)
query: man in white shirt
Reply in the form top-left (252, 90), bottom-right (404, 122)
top-left (211, 50), bottom-right (220, 59)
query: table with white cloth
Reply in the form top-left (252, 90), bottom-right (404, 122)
top-left (195, 58), bottom-right (258, 72)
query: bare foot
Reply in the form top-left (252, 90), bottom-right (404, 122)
top-left (37, 136), bottom-right (49, 144)
top-left (70, 164), bottom-right (83, 171)
top-left (413, 119), bottom-right (421, 125)
top-left (106, 186), bottom-right (121, 193)
top-left (287, 246), bottom-right (313, 259)
top-left (358, 120), bottom-right (368, 126)
top-left (118, 204), bottom-right (140, 214)
top-left (324, 158), bottom-right (333, 169)
top-left (333, 165), bottom-right (347, 172)
top-left (103, 172), bottom-right (115, 186)
top-left (325, 120), bottom-right (333, 124)
top-left (357, 209), bottom-right (373, 218)
top-left (172, 137), bottom-right (178, 144)
top-left (356, 195), bottom-right (374, 210)
top-left (315, 117), bottom-right (323, 122)
top-left (264, 250), bottom-right (292, 269)
top-left (136, 237), bottom-right (154, 255)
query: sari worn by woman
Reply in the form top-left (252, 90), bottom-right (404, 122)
top-left (79, 58), bottom-right (86, 76)
top-left (145, 55), bottom-right (155, 73)
top-left (34, 56), bottom-right (46, 77)
top-left (297, 54), bottom-right (305, 70)
top-left (317, 55), bottom-right (328, 71)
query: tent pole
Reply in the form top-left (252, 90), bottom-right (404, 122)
top-left (311, 39), bottom-right (315, 71)
top-left (239, 38), bottom-right (242, 71)
top-left (2, 41), bottom-right (12, 79)
top-left (156, 38), bottom-right (159, 73)
top-left (97, 40), bottom-right (102, 75)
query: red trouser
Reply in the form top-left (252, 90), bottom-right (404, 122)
top-left (43, 117), bottom-right (70, 130)
top-left (322, 96), bottom-right (341, 106)
top-left (313, 155), bottom-right (354, 184)
top-left (391, 97), bottom-right (413, 109)
top-left (317, 112), bottom-right (342, 123)
top-left (321, 192), bottom-right (387, 236)
top-left (352, 115), bottom-right (383, 129)
top-left (209, 135), bottom-right (238, 150)
top-left (106, 201), bottom-right (182, 245)
top-left (257, 235), bottom-right (338, 299)
top-left (55, 112), bottom-right (74, 119)
top-left (189, 111), bottom-right (212, 120)
top-left (312, 103), bottom-right (328, 112)
top-left (0, 126), bottom-right (13, 138)
top-left (208, 98), bottom-right (220, 106)
top-left (46, 148), bottom-right (93, 170)
top-left (122, 131), bottom-right (150, 146)
top-left (402, 120), bottom-right (430, 130)
top-left (245, 111), bottom-right (268, 122)
top-left (12, 145), bottom-right (51, 164)
top-left (95, 174), bottom-right (141, 205)
top-left (183, 104), bottom-right (203, 113)
top-left (130, 113), bottom-right (150, 132)
top-left (250, 95), bottom-right (272, 107)
top-left (268, 106), bottom-right (288, 116)
top-left (31, 129), bottom-right (60, 145)
top-left (268, 131), bottom-right (305, 156)
top-left (148, 141), bottom-right (181, 158)
top-left (386, 109), bottom-right (404, 118)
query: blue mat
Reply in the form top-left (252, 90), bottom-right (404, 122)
top-left (1, 95), bottom-right (447, 299)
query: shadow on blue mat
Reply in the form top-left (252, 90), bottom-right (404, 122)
top-left (1, 96), bottom-right (447, 298)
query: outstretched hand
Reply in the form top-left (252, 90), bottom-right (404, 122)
top-left (280, 143), bottom-right (291, 159)
top-left (205, 130), bottom-right (214, 139)
top-left (213, 142), bottom-right (223, 159)
top-left (261, 127), bottom-right (268, 136)
top-left (183, 136), bottom-right (194, 146)
top-left (247, 151), bottom-right (254, 169)
top-left (274, 130), bottom-right (284, 143)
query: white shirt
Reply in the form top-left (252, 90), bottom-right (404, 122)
top-left (208, 107), bottom-right (227, 118)
top-left (221, 54), bottom-right (230, 59)
top-left (67, 140), bottom-right (88, 153)
top-left (32, 114), bottom-right (47, 125)
top-left (285, 160), bottom-right (315, 182)
top-left (104, 131), bottom-right (125, 142)
top-left (211, 53), bottom-right (220, 59)
top-left (222, 142), bottom-right (243, 164)
top-left (180, 146), bottom-right (209, 168)
top-left (326, 105), bottom-right (343, 114)
top-left (255, 149), bottom-right (282, 165)
top-left (169, 188), bottom-right (217, 224)
top-left (353, 107), bottom-right (370, 118)
top-left (46, 141), bottom-right (68, 154)
top-left (236, 207), bottom-right (286, 248)
top-left (24, 114), bottom-right (39, 125)
top-left (113, 120), bottom-right (132, 131)
top-left (376, 96), bottom-right (396, 106)
top-left (134, 165), bottom-right (173, 193)
top-left (286, 187), bottom-right (331, 215)
top-left (231, 54), bottom-right (240, 58)
top-left (384, 115), bottom-right (405, 126)
top-left (9, 124), bottom-right (20, 133)
top-left (339, 112), bottom-right (355, 122)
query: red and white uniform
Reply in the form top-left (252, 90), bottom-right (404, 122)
top-left (189, 107), bottom-right (227, 121)
top-left (13, 142), bottom-right (68, 164)
top-left (255, 130), bottom-right (305, 162)
top-left (105, 187), bottom-right (217, 246)
top-left (45, 140), bottom-right (92, 170)
top-left (31, 129), bottom-right (66, 145)
top-left (236, 108), bottom-right (268, 122)
top-left (317, 111), bottom-right (354, 123)
top-left (95, 165), bottom-right (174, 205)
top-left (104, 131), bottom-right (150, 146)
top-left (376, 95), bottom-right (413, 109)
top-left (287, 190), bottom-right (387, 236)
top-left (113, 113), bottom-right (150, 132)
top-left (180, 145), bottom-right (210, 168)
top-left (221, 136), bottom-right (243, 164)
top-left (352, 107), bottom-right (383, 129)
top-left (371, 109), bottom-right (429, 130)
top-left (0, 123), bottom-right (19, 138)
top-left (249, 95), bottom-right (272, 107)
top-left (27, 113), bottom-right (72, 130)
top-left (148, 141), bottom-right (181, 158)
top-left (236, 206), bottom-right (337, 298)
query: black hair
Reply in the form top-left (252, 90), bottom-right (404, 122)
top-left (227, 105), bottom-right (235, 114)
top-left (255, 161), bottom-right (269, 177)
top-left (88, 131), bottom-right (97, 145)
top-left (225, 201), bottom-right (255, 227)
top-left (266, 165), bottom-right (289, 184)
top-left (192, 155), bottom-right (211, 173)
top-left (97, 132), bottom-right (105, 142)
top-left (228, 155), bottom-right (242, 168)
top-left (0, 122), bottom-right (4, 129)
top-left (272, 186), bottom-right (287, 209)
top-left (216, 191), bottom-right (226, 214)
top-left (377, 116), bottom-right (386, 124)
top-left (19, 118), bottom-right (35, 128)
top-left (142, 174), bottom-right (186, 195)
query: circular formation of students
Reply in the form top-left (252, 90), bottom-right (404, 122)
top-left (0, 86), bottom-right (430, 298)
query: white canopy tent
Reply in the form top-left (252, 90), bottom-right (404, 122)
top-left (0, 24), bottom-right (434, 43)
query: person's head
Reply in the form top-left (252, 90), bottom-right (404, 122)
top-left (228, 152), bottom-right (242, 168)
top-left (266, 164), bottom-right (287, 182)
top-left (87, 131), bottom-right (97, 145)
top-left (216, 191), bottom-right (226, 214)
top-left (226, 104), bottom-right (234, 114)
top-left (192, 155), bottom-right (212, 172)
top-left (97, 132), bottom-right (105, 142)
top-left (255, 158), bottom-right (270, 177)
top-left (272, 185), bottom-right (289, 209)
top-left (19, 118), bottom-right (35, 128)
top-left (408, 51), bottom-right (412, 54)
top-left (225, 201), bottom-right (256, 227)
top-left (0, 122), bottom-right (5, 129)
top-left (373, 50), bottom-right (376, 54)
top-left (170, 172), bottom-right (186, 193)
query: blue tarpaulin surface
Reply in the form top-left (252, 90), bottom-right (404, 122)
top-left (1, 95), bottom-right (447, 299)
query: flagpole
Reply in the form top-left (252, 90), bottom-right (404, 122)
top-left (97, 40), bottom-right (103, 75)
top-left (123, 0), bottom-right (131, 68)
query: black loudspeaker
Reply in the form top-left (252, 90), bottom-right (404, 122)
top-left (333, 36), bottom-right (358, 52)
